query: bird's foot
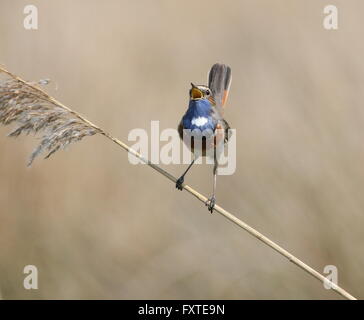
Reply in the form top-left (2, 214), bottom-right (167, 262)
top-left (176, 176), bottom-right (184, 190)
top-left (205, 196), bottom-right (216, 213)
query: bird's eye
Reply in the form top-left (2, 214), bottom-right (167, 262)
top-left (206, 90), bottom-right (210, 96)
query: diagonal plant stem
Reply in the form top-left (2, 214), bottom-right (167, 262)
top-left (0, 66), bottom-right (357, 300)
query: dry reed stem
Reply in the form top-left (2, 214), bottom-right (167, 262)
top-left (0, 66), bottom-right (357, 300)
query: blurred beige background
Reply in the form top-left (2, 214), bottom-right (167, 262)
top-left (1, 0), bottom-right (363, 299)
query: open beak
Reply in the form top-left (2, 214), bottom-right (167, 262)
top-left (190, 83), bottom-right (203, 99)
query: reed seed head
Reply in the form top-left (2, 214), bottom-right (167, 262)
top-left (0, 76), bottom-right (98, 165)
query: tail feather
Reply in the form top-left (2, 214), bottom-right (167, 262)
top-left (208, 63), bottom-right (232, 109)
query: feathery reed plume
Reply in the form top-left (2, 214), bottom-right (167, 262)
top-left (0, 66), bottom-right (358, 300)
top-left (0, 76), bottom-right (99, 165)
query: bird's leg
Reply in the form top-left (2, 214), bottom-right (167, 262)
top-left (206, 152), bottom-right (218, 213)
top-left (176, 158), bottom-right (195, 190)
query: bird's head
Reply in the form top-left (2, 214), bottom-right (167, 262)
top-left (189, 83), bottom-right (213, 101)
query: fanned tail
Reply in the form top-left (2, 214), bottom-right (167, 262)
top-left (208, 63), bottom-right (232, 109)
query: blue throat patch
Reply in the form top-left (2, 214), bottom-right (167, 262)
top-left (182, 99), bottom-right (216, 132)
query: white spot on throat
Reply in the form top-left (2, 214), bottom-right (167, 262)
top-left (191, 117), bottom-right (208, 127)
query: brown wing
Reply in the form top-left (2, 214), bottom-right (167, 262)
top-left (178, 120), bottom-right (183, 140)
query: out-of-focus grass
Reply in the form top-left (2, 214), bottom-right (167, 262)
top-left (1, 0), bottom-right (364, 299)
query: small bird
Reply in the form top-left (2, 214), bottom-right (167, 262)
top-left (176, 63), bottom-right (232, 212)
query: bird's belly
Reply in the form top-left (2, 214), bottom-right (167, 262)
top-left (182, 128), bottom-right (225, 158)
